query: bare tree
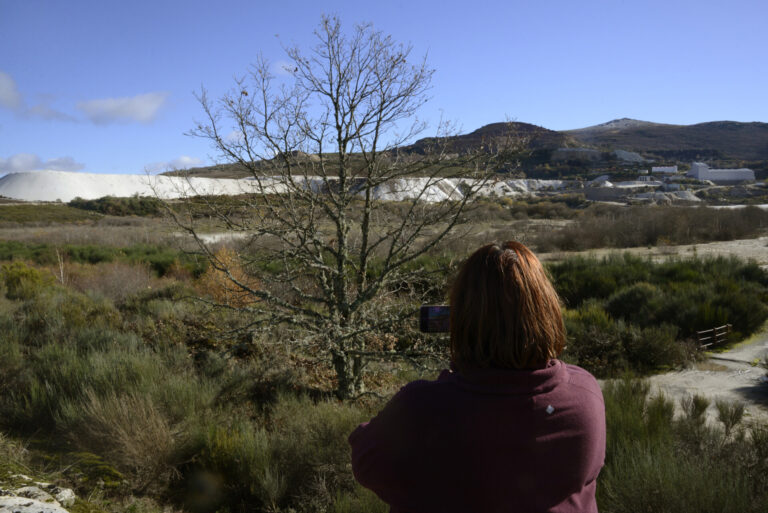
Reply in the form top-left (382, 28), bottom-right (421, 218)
top-left (178, 15), bottom-right (518, 399)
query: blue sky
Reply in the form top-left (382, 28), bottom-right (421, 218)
top-left (1, 0), bottom-right (766, 175)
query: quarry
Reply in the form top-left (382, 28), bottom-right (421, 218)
top-left (0, 167), bottom-right (764, 206)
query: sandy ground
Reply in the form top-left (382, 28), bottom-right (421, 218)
top-left (540, 236), bottom-right (768, 269)
top-left (647, 330), bottom-right (768, 426)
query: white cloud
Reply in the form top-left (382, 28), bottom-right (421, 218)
top-left (26, 102), bottom-right (77, 122)
top-left (0, 70), bottom-right (74, 121)
top-left (0, 71), bottom-right (164, 124)
top-left (145, 155), bottom-right (204, 173)
top-left (0, 153), bottom-right (85, 173)
top-left (76, 92), bottom-right (169, 124)
top-left (0, 71), bottom-right (23, 110)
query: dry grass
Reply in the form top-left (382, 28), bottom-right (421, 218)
top-left (66, 261), bottom-right (155, 303)
top-left (60, 389), bottom-right (180, 493)
top-left (0, 220), bottom-right (177, 248)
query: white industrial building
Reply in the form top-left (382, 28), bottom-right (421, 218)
top-left (687, 162), bottom-right (755, 183)
top-left (652, 165), bottom-right (678, 174)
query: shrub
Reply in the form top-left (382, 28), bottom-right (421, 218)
top-left (604, 281), bottom-right (662, 324)
top-left (715, 399), bottom-right (745, 438)
top-left (563, 303), bottom-right (627, 376)
top-left (564, 303), bottom-right (684, 377)
top-left (185, 393), bottom-right (373, 513)
top-left (1, 261), bottom-right (55, 300)
top-left (534, 205), bottom-right (768, 252)
top-left (69, 261), bottom-right (154, 304)
top-left (552, 255), bottom-right (768, 346)
top-left (57, 390), bottom-right (179, 492)
top-left (197, 247), bottom-right (259, 307)
top-left (69, 195), bottom-right (164, 217)
top-left (0, 241), bottom-right (206, 278)
top-left (599, 378), bottom-right (768, 513)
top-left (14, 287), bottom-right (121, 346)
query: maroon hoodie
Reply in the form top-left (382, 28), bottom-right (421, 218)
top-left (349, 360), bottom-right (605, 513)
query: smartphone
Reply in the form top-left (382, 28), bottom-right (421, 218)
top-left (419, 305), bottom-right (450, 333)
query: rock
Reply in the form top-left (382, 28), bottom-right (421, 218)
top-left (51, 488), bottom-right (76, 507)
top-left (0, 496), bottom-right (70, 513)
top-left (1, 475), bottom-right (77, 508)
top-left (14, 486), bottom-right (58, 505)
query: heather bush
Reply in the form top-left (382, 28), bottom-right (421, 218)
top-left (598, 378), bottom-right (768, 513)
top-left (550, 255), bottom-right (768, 339)
top-left (184, 393), bottom-right (376, 513)
top-left (554, 255), bottom-right (768, 375)
top-left (0, 314), bottom-right (24, 398)
top-left (122, 244), bottom-right (206, 277)
top-left (57, 390), bottom-right (181, 492)
top-left (14, 287), bottom-right (121, 346)
top-left (715, 399), bottom-right (745, 438)
top-left (604, 281), bottom-right (662, 324)
top-left (563, 304), bottom-right (685, 377)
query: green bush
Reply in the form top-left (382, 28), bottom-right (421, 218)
top-left (551, 255), bottom-right (768, 348)
top-left (0, 241), bottom-right (207, 277)
top-left (1, 261), bottom-right (55, 300)
top-left (604, 282), bottom-right (662, 324)
top-left (563, 302), bottom-right (684, 377)
top-left (15, 287), bottom-right (121, 346)
top-left (69, 195), bottom-right (164, 217)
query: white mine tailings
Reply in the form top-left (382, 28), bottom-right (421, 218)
top-left (0, 171), bottom-right (250, 203)
top-left (0, 170), bottom-right (570, 203)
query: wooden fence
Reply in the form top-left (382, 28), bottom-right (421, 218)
top-left (696, 324), bottom-right (732, 349)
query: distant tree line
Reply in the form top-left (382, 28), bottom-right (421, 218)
top-left (69, 195), bottom-right (164, 217)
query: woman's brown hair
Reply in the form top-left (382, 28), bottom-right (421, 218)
top-left (449, 241), bottom-right (565, 371)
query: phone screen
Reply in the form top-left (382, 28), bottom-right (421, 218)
top-left (419, 305), bottom-right (450, 333)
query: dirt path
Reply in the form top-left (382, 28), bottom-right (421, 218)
top-left (647, 330), bottom-right (768, 426)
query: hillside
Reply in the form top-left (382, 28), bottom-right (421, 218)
top-left (404, 121), bottom-right (578, 154)
top-left (167, 122), bottom-right (578, 179)
top-left (168, 118), bottom-right (768, 179)
top-left (564, 118), bottom-right (768, 160)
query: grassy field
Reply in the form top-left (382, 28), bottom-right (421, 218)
top-left (0, 203), bottom-right (102, 224)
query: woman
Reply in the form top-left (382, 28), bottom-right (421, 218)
top-left (349, 241), bottom-right (605, 513)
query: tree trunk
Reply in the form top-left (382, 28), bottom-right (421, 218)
top-left (332, 349), bottom-right (365, 400)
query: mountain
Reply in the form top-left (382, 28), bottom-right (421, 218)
top-left (167, 118), bottom-right (768, 179)
top-left (564, 118), bottom-right (768, 160)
